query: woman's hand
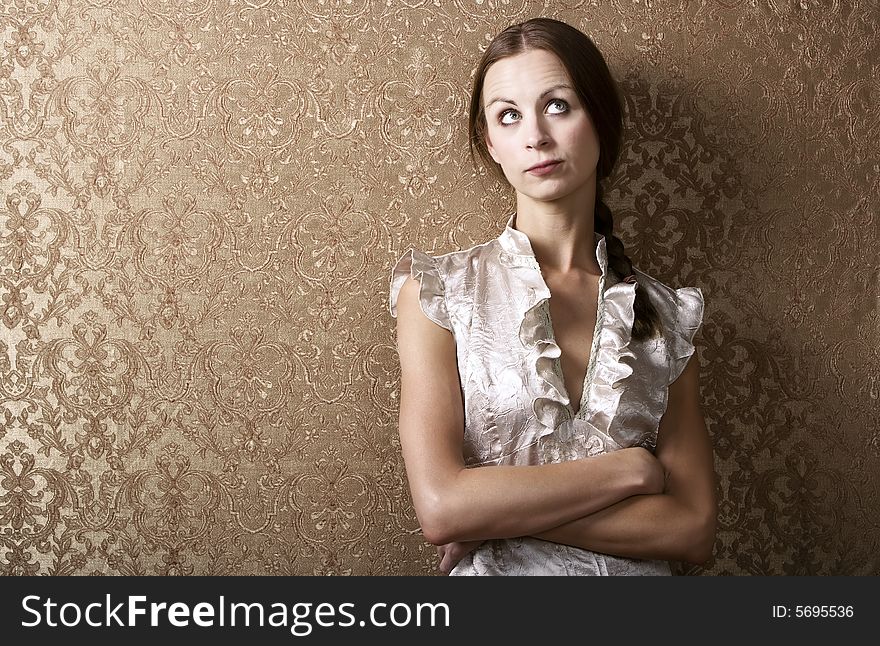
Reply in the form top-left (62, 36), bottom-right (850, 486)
top-left (436, 539), bottom-right (485, 574)
top-left (622, 446), bottom-right (667, 495)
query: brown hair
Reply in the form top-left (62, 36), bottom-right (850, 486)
top-left (468, 17), bottom-right (662, 341)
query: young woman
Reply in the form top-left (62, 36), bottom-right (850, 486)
top-left (388, 17), bottom-right (717, 575)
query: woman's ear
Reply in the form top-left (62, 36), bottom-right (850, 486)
top-left (485, 133), bottom-right (500, 164)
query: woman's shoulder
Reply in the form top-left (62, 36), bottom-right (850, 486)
top-left (419, 237), bottom-right (500, 271)
top-left (391, 237), bottom-right (500, 288)
top-left (388, 238), bottom-right (500, 327)
top-left (631, 266), bottom-right (702, 304)
top-left (630, 266), bottom-right (705, 384)
top-left (630, 266), bottom-right (704, 325)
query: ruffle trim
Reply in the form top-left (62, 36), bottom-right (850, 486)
top-left (517, 272), bottom-right (639, 440)
top-left (666, 286), bottom-right (704, 385)
top-left (388, 249), bottom-right (452, 331)
top-left (519, 292), bottom-right (569, 435)
top-left (585, 281), bottom-right (639, 442)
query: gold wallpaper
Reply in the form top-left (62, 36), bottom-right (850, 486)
top-left (0, 0), bottom-right (877, 576)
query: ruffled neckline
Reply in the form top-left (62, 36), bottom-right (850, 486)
top-left (495, 213), bottom-right (638, 443)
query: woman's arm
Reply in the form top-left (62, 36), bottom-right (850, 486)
top-left (531, 351), bottom-right (718, 564)
top-left (394, 275), bottom-right (665, 546)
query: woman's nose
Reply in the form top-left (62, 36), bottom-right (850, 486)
top-left (524, 116), bottom-right (551, 149)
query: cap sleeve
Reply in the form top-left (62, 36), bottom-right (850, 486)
top-left (388, 248), bottom-right (452, 331)
top-left (666, 286), bottom-right (704, 385)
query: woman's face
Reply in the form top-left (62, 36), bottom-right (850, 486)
top-left (481, 49), bottom-right (600, 205)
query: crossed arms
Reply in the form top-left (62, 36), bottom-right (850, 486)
top-left (393, 275), bottom-right (718, 567)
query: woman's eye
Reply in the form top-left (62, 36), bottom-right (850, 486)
top-left (499, 110), bottom-right (520, 125)
top-left (547, 99), bottom-right (568, 114)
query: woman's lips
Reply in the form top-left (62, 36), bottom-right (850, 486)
top-left (526, 161), bottom-right (562, 176)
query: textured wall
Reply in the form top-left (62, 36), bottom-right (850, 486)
top-left (0, 0), bottom-right (877, 575)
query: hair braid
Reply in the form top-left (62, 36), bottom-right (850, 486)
top-left (594, 183), bottom-right (663, 341)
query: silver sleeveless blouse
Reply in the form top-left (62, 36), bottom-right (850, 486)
top-left (389, 213), bottom-right (704, 575)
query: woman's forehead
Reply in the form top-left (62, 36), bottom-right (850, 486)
top-left (482, 50), bottom-right (572, 104)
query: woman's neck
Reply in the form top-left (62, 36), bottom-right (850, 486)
top-left (513, 179), bottom-right (600, 276)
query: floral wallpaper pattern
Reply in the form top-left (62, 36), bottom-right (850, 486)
top-left (0, 0), bottom-right (877, 575)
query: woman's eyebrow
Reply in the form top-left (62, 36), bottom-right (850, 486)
top-left (485, 83), bottom-right (573, 108)
top-left (540, 83), bottom-right (573, 97)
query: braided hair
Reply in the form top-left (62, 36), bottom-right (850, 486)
top-left (468, 17), bottom-right (662, 341)
top-left (593, 183), bottom-right (662, 340)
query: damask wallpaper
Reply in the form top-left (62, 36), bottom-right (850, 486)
top-left (0, 0), bottom-right (877, 576)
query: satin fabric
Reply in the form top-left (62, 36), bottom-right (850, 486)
top-left (389, 213), bottom-right (704, 575)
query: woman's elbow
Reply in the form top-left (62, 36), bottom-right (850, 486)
top-left (682, 508), bottom-right (717, 565)
top-left (414, 489), bottom-right (464, 546)
top-left (419, 511), bottom-right (451, 546)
